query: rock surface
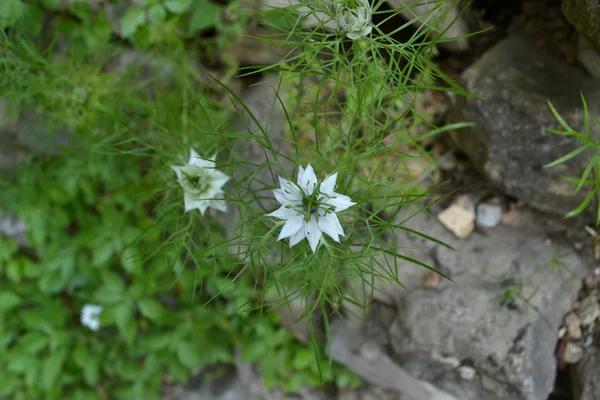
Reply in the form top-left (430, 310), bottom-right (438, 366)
top-left (562, 0), bottom-right (600, 52)
top-left (449, 35), bottom-right (600, 219)
top-left (572, 346), bottom-right (600, 400)
top-left (337, 204), bottom-right (585, 400)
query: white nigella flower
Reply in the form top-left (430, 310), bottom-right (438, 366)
top-left (171, 149), bottom-right (230, 215)
top-left (336, 0), bottom-right (373, 40)
top-left (267, 164), bottom-right (356, 253)
top-left (81, 304), bottom-right (102, 331)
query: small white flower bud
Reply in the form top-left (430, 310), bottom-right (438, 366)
top-left (336, 0), bottom-right (373, 40)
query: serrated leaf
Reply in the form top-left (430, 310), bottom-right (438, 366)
top-left (120, 7), bottom-right (146, 38)
top-left (138, 298), bottom-right (165, 322)
top-left (164, 0), bottom-right (193, 14)
top-left (189, 1), bottom-right (221, 33)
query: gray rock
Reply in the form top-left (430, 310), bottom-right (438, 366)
top-left (562, 0), bottom-right (600, 53)
top-left (563, 342), bottom-right (585, 364)
top-left (328, 317), bottom-right (459, 400)
top-left (475, 203), bottom-right (503, 228)
top-left (576, 296), bottom-right (600, 326)
top-left (573, 346), bottom-right (600, 400)
top-left (338, 204), bottom-right (585, 400)
top-left (565, 312), bottom-right (583, 340)
top-left (386, 208), bottom-right (585, 400)
top-left (448, 35), bottom-right (600, 219)
top-left (577, 35), bottom-right (600, 79)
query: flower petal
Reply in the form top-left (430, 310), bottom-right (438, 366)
top-left (326, 193), bottom-right (356, 212)
top-left (289, 222), bottom-right (307, 248)
top-left (211, 170), bottom-right (230, 189)
top-left (305, 215), bottom-right (323, 253)
top-left (320, 172), bottom-right (338, 195)
top-left (184, 193), bottom-right (210, 214)
top-left (298, 164), bottom-right (317, 195)
top-left (278, 215), bottom-right (304, 240)
top-left (347, 26), bottom-right (372, 40)
top-left (267, 205), bottom-right (303, 220)
top-left (278, 177), bottom-right (302, 201)
top-left (171, 165), bottom-right (184, 181)
top-left (317, 212), bottom-right (343, 242)
top-left (189, 149), bottom-right (213, 168)
top-left (210, 200), bottom-right (228, 212)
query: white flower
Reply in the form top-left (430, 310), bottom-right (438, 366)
top-left (171, 149), bottom-right (230, 215)
top-left (336, 0), bottom-right (373, 40)
top-left (81, 304), bottom-right (102, 331)
top-left (267, 164), bottom-right (356, 253)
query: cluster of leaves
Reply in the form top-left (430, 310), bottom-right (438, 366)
top-left (545, 93), bottom-right (600, 224)
top-left (0, 0), bottom-right (247, 59)
top-left (0, 33), bottom-right (358, 400)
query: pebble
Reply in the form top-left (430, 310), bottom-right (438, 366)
top-left (583, 276), bottom-right (599, 290)
top-left (438, 200), bottom-right (475, 239)
top-left (564, 312), bottom-right (582, 340)
top-left (458, 365), bottom-right (476, 381)
top-left (576, 296), bottom-right (600, 326)
top-left (420, 271), bottom-right (441, 288)
top-left (563, 342), bottom-right (584, 364)
top-left (476, 203), bottom-right (503, 228)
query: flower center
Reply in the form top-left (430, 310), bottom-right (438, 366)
top-left (181, 166), bottom-right (212, 195)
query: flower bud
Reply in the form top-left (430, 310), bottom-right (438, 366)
top-left (336, 0), bottom-right (373, 40)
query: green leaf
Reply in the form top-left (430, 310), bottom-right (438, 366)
top-left (40, 0), bottom-right (62, 10)
top-left (0, 373), bottom-right (20, 396)
top-left (164, 0), bottom-right (193, 14)
top-left (41, 348), bottom-right (68, 390)
top-left (72, 343), bottom-right (88, 367)
top-left (7, 354), bottom-right (37, 373)
top-left (565, 189), bottom-right (596, 219)
top-left (138, 298), bottom-right (165, 322)
top-left (17, 3), bottom-right (43, 36)
top-left (177, 341), bottom-right (206, 368)
top-left (16, 332), bottom-right (48, 354)
top-left (67, 1), bottom-right (92, 21)
top-left (189, 1), bottom-right (222, 33)
top-left (120, 246), bottom-right (144, 274)
top-left (544, 146), bottom-right (588, 168)
top-left (92, 239), bottom-right (114, 266)
top-left (83, 359), bottom-right (99, 386)
top-left (38, 269), bottom-right (68, 294)
top-left (5, 260), bottom-right (21, 283)
top-left (0, 291), bottom-right (22, 313)
top-left (148, 4), bottom-right (167, 24)
top-left (547, 99), bottom-right (573, 133)
top-left (0, 0), bottom-right (24, 28)
top-left (115, 303), bottom-right (137, 344)
top-left (120, 7), bottom-right (146, 38)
